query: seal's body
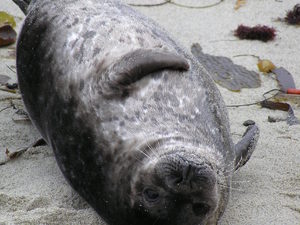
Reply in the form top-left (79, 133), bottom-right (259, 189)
top-left (15, 0), bottom-right (259, 224)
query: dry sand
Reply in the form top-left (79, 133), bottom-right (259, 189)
top-left (0, 0), bottom-right (299, 224)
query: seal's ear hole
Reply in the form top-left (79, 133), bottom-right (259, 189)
top-left (143, 188), bottom-right (160, 203)
top-left (192, 203), bottom-right (210, 216)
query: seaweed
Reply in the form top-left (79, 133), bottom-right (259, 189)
top-left (234, 25), bottom-right (276, 42)
top-left (191, 43), bottom-right (261, 91)
top-left (272, 67), bottom-right (296, 92)
top-left (261, 100), bottom-right (299, 126)
top-left (0, 25), bottom-right (17, 47)
top-left (285, 4), bottom-right (300, 25)
top-left (0, 11), bottom-right (16, 27)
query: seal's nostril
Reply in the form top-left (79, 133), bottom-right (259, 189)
top-left (167, 164), bottom-right (193, 187)
top-left (195, 166), bottom-right (216, 186)
top-left (192, 203), bottom-right (210, 216)
top-left (167, 173), bottom-right (183, 186)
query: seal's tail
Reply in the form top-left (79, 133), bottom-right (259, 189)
top-left (12, 0), bottom-right (31, 14)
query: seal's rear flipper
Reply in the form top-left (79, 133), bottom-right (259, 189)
top-left (234, 120), bottom-right (259, 171)
top-left (103, 49), bottom-right (189, 97)
top-left (12, 0), bottom-right (31, 14)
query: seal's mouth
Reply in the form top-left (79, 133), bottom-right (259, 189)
top-left (155, 150), bottom-right (217, 194)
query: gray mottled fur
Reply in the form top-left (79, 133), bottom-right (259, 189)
top-left (15, 0), bottom-right (259, 224)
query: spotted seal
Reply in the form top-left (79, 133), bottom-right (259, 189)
top-left (13, 0), bottom-right (259, 224)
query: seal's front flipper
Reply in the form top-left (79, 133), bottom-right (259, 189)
top-left (234, 120), bottom-right (259, 171)
top-left (103, 49), bottom-right (189, 97)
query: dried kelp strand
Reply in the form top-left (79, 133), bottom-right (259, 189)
top-left (261, 100), bottom-right (289, 111)
top-left (261, 100), bottom-right (299, 125)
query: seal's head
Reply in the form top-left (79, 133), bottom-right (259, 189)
top-left (132, 154), bottom-right (221, 224)
top-left (106, 141), bottom-right (229, 225)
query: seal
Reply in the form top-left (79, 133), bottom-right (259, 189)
top-left (14, 0), bottom-right (259, 224)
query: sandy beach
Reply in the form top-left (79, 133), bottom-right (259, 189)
top-left (0, 0), bottom-right (299, 224)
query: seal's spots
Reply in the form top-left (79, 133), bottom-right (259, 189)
top-left (72, 18), bottom-right (79, 26)
top-left (93, 47), bottom-right (101, 57)
top-left (83, 31), bottom-right (96, 39)
top-left (15, 0), bottom-right (259, 225)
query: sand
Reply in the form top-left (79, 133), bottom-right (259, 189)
top-left (0, 0), bottom-right (299, 224)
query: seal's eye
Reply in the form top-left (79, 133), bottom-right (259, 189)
top-left (192, 203), bottom-right (210, 216)
top-left (143, 188), bottom-right (160, 203)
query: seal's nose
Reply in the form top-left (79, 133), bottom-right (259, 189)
top-left (165, 163), bottom-right (216, 192)
top-left (182, 164), bottom-right (193, 181)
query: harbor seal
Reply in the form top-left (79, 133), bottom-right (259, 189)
top-left (13, 0), bottom-right (259, 224)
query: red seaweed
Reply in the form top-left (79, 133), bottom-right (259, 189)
top-left (234, 25), bottom-right (276, 42)
top-left (285, 4), bottom-right (300, 25)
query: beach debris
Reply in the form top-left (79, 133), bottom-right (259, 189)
top-left (259, 65), bottom-right (300, 124)
top-left (0, 86), bottom-right (17, 94)
top-left (0, 139), bottom-right (46, 166)
top-left (0, 11), bottom-right (16, 27)
top-left (234, 25), bottom-right (276, 42)
top-left (6, 64), bottom-right (16, 74)
top-left (191, 43), bottom-right (261, 91)
top-left (261, 100), bottom-right (289, 111)
top-left (256, 58), bottom-right (300, 95)
top-left (243, 120), bottom-right (255, 126)
top-left (5, 148), bottom-right (26, 160)
top-left (274, 93), bottom-right (300, 106)
top-left (0, 75), bottom-right (17, 95)
top-left (285, 4), bottom-right (300, 25)
top-left (257, 59), bottom-right (276, 73)
top-left (225, 59), bottom-right (300, 125)
top-left (272, 67), bottom-right (296, 92)
top-left (286, 89), bottom-right (300, 95)
top-left (129, 0), bottom-right (224, 9)
top-left (12, 108), bottom-right (30, 122)
top-left (268, 65), bottom-right (300, 96)
top-left (6, 83), bottom-right (18, 90)
top-left (0, 24), bottom-right (17, 47)
top-left (0, 11), bottom-right (17, 46)
top-left (234, 0), bottom-right (246, 10)
top-left (0, 96), bottom-right (21, 102)
top-left (128, 0), bottom-right (167, 7)
top-left (267, 116), bottom-right (285, 123)
top-left (261, 100), bottom-right (299, 125)
top-left (285, 107), bottom-right (299, 125)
